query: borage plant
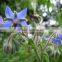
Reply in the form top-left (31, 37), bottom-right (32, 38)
top-left (0, 6), bottom-right (32, 54)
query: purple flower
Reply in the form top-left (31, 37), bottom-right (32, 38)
top-left (4, 6), bottom-right (29, 32)
top-left (52, 37), bottom-right (62, 45)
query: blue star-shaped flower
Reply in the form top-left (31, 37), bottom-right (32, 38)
top-left (0, 6), bottom-right (29, 32)
top-left (52, 37), bottom-right (62, 45)
top-left (52, 34), bottom-right (62, 45)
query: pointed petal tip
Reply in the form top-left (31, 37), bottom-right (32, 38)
top-left (0, 16), bottom-right (4, 24)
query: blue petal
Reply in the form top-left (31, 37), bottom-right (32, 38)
top-left (21, 21), bottom-right (28, 27)
top-left (5, 6), bottom-right (14, 19)
top-left (0, 16), bottom-right (4, 24)
top-left (58, 34), bottom-right (62, 40)
top-left (0, 21), bottom-right (12, 30)
top-left (17, 8), bottom-right (27, 19)
top-left (52, 38), bottom-right (61, 45)
top-left (3, 21), bottom-right (12, 27)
